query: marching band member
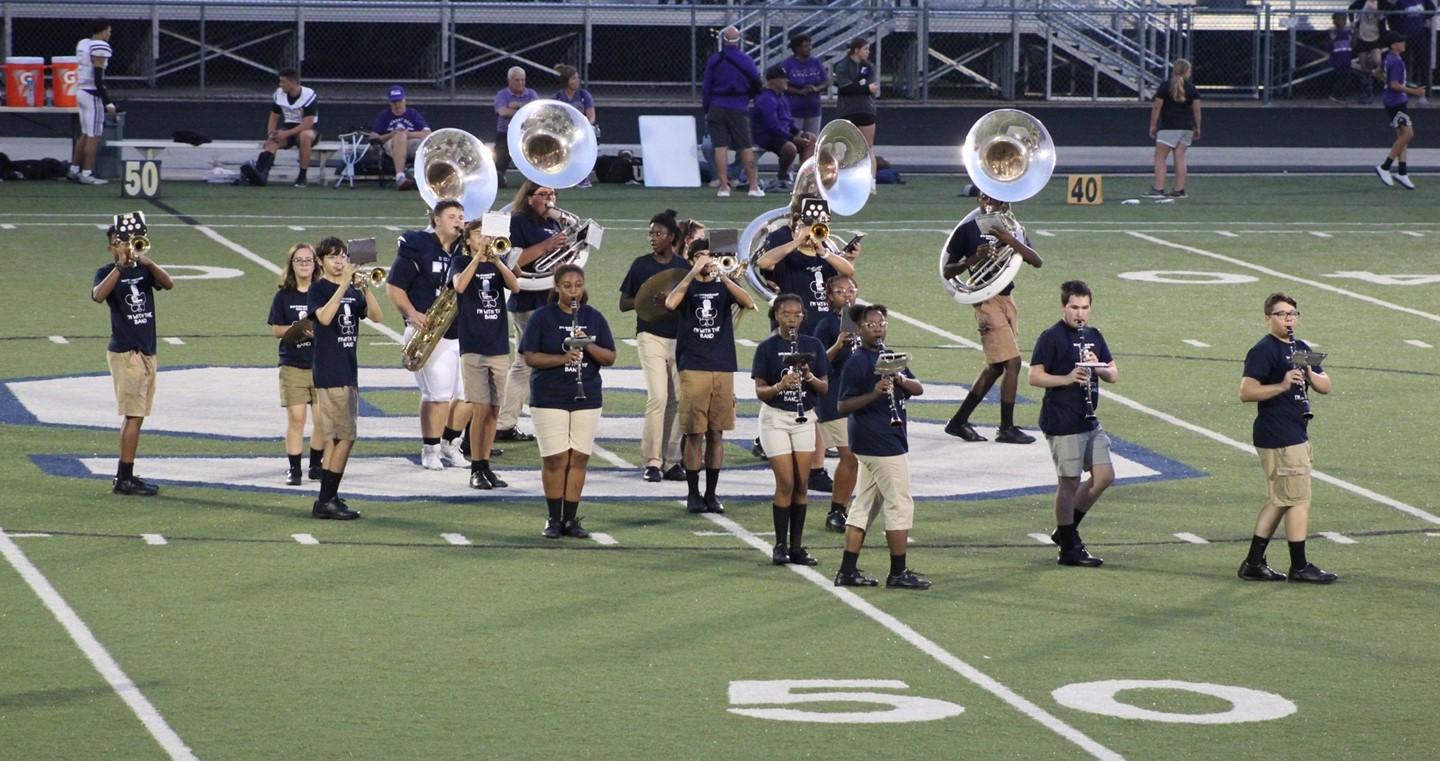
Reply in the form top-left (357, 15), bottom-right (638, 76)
top-left (835, 304), bottom-right (929, 590)
top-left (521, 264), bottom-right (616, 539)
top-left (267, 242), bottom-right (325, 486)
top-left (751, 294), bottom-right (831, 566)
top-left (387, 200), bottom-right (469, 470)
top-left (811, 274), bottom-right (862, 531)
top-left (665, 243), bottom-right (757, 515)
top-left (308, 237), bottom-right (384, 519)
top-left (496, 181), bottom-right (567, 443)
top-left (450, 218), bottom-right (521, 492)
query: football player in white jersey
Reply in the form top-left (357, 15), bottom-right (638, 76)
top-left (241, 68), bottom-right (319, 188)
top-left (69, 18), bottom-right (115, 186)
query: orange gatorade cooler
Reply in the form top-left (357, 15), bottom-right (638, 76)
top-left (4, 57), bottom-right (46, 107)
top-left (50, 56), bottom-right (79, 107)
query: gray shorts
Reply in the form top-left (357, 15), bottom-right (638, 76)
top-left (706, 107), bottom-right (753, 150)
top-left (1046, 427), bottom-right (1113, 478)
top-left (1156, 129), bottom-right (1193, 148)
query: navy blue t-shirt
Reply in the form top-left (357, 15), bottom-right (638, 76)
top-left (751, 332), bottom-right (832, 412)
top-left (812, 311), bottom-right (857, 423)
top-left (507, 213), bottom-right (564, 314)
top-left (307, 279), bottom-right (369, 389)
top-left (1030, 320), bottom-right (1112, 436)
top-left (619, 252), bottom-right (690, 339)
top-left (674, 279), bottom-right (739, 372)
top-left (95, 263), bottom-right (158, 355)
top-left (520, 301), bottom-right (614, 411)
top-left (268, 288), bottom-right (314, 369)
top-left (839, 346), bottom-right (915, 457)
top-left (1244, 333), bottom-right (1318, 449)
top-left (447, 254), bottom-right (510, 356)
top-left (386, 230), bottom-right (458, 340)
top-left (943, 218), bottom-right (1022, 298)
top-left (762, 226), bottom-right (838, 335)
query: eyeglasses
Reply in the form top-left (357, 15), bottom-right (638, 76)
top-left (830, 287), bottom-right (858, 295)
top-left (1269, 310), bottom-right (1300, 318)
top-left (532, 191), bottom-right (557, 198)
top-left (862, 320), bottom-right (888, 329)
top-left (293, 258), bottom-right (314, 265)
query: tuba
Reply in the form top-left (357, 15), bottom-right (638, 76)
top-left (506, 99), bottom-right (603, 291)
top-left (402, 128), bottom-right (499, 373)
top-left (940, 109), bottom-right (1055, 306)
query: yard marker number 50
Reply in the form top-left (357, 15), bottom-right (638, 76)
top-left (728, 680), bottom-right (964, 724)
top-left (122, 160), bottom-right (162, 200)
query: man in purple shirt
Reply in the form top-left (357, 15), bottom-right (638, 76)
top-left (702, 26), bottom-right (765, 198)
top-left (494, 67), bottom-right (539, 189)
top-left (369, 85), bottom-right (431, 191)
top-left (1376, 31), bottom-right (1425, 188)
top-left (752, 66), bottom-right (815, 188)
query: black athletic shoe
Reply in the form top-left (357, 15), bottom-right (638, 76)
top-left (944, 421), bottom-right (986, 442)
top-left (312, 498), bottom-right (360, 520)
top-left (541, 519), bottom-right (562, 539)
top-left (240, 162), bottom-right (267, 187)
top-left (885, 569), bottom-right (932, 590)
top-left (808, 469), bottom-right (834, 493)
top-left (1058, 547), bottom-right (1104, 567)
top-left (704, 495), bottom-right (725, 514)
top-left (308, 465), bottom-right (322, 481)
top-left (469, 471), bottom-right (492, 490)
top-left (750, 437), bottom-right (767, 460)
top-left (772, 543), bottom-right (790, 565)
top-left (112, 476), bottom-right (159, 496)
top-left (994, 426), bottom-right (1036, 445)
top-left (480, 466), bottom-right (508, 488)
top-left (662, 464), bottom-right (686, 481)
top-left (495, 427), bottom-right (535, 442)
top-left (1287, 563), bottom-right (1338, 584)
top-left (825, 509), bottom-right (848, 533)
top-left (686, 495), bottom-right (707, 514)
top-left (788, 547), bottom-right (819, 566)
top-left (642, 466), bottom-right (663, 483)
top-left (285, 468), bottom-right (301, 486)
top-left (561, 517), bottom-right (590, 539)
top-left (1238, 558), bottom-right (1286, 581)
top-left (834, 569), bottom-right (879, 587)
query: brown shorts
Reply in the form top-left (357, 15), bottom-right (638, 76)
top-left (975, 294), bottom-right (1020, 365)
top-left (107, 350), bottom-right (156, 418)
top-left (279, 364), bottom-right (316, 408)
top-left (462, 353), bottom-right (509, 406)
top-left (679, 370), bottom-right (736, 434)
top-left (1259, 442), bottom-right (1313, 509)
top-left (315, 386), bottom-right (359, 442)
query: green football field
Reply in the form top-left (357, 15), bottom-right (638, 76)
top-left (2, 173), bottom-right (1438, 760)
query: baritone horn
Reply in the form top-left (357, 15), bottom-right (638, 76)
top-left (504, 99), bottom-right (603, 291)
top-left (939, 109), bottom-right (1055, 305)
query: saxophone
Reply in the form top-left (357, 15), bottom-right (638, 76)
top-left (401, 286), bottom-right (459, 373)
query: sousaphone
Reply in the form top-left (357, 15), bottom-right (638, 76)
top-left (939, 109), bottom-right (1055, 305)
top-left (505, 99), bottom-right (603, 291)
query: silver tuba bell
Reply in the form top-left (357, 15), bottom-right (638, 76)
top-left (940, 109), bottom-right (1055, 306)
top-left (415, 128), bottom-right (498, 218)
top-left (505, 99), bottom-right (603, 291)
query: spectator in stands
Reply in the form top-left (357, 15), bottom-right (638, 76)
top-left (553, 64), bottom-right (598, 188)
top-left (494, 67), bottom-right (539, 190)
top-left (752, 66), bottom-right (815, 190)
top-left (1350, 0), bottom-right (1385, 103)
top-left (241, 68), bottom-right (319, 188)
top-left (781, 33), bottom-right (829, 136)
top-left (1145, 59), bottom-right (1200, 199)
top-left (369, 85), bottom-right (431, 191)
top-left (1394, 0), bottom-right (1435, 103)
top-left (1328, 13), bottom-right (1364, 103)
top-left (702, 25), bottom-right (765, 198)
top-left (833, 37), bottom-right (879, 193)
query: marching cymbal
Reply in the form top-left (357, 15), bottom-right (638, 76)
top-left (281, 317), bottom-right (313, 346)
top-left (634, 269), bottom-right (687, 324)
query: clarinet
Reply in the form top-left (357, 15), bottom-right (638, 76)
top-left (1077, 320), bottom-right (1097, 422)
top-left (875, 339), bottom-right (903, 428)
top-left (1286, 327), bottom-right (1314, 420)
top-left (788, 327), bottom-right (808, 424)
top-left (568, 298), bottom-right (586, 402)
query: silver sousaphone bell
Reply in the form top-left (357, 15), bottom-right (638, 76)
top-left (939, 110), bottom-right (1055, 305)
top-left (415, 128), bottom-right (498, 219)
top-left (504, 99), bottom-right (603, 291)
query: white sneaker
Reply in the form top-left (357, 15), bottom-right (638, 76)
top-left (717, 188), bottom-right (731, 198)
top-left (1396, 173), bottom-right (1416, 189)
top-left (1375, 166), bottom-right (1395, 186)
top-left (440, 439), bottom-right (467, 467)
top-left (747, 188), bottom-right (765, 198)
top-left (420, 443), bottom-right (444, 470)
top-left (78, 174), bottom-right (108, 185)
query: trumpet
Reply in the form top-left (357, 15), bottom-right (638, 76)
top-left (810, 222), bottom-right (829, 241)
top-left (130, 235), bottom-right (151, 255)
top-left (353, 267), bottom-right (388, 289)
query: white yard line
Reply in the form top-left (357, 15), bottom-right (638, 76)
top-left (0, 528), bottom-right (198, 760)
top-left (1174, 533), bottom-right (1209, 544)
top-left (292, 533), bottom-right (319, 545)
top-left (704, 514), bottom-right (1123, 761)
top-left (441, 533), bottom-right (472, 546)
top-left (141, 534), bottom-right (168, 546)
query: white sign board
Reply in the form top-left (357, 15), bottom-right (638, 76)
top-left (638, 115), bottom-right (701, 187)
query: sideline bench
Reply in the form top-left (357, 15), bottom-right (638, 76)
top-left (107, 138), bottom-right (343, 182)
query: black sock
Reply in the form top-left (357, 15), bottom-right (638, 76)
top-left (1246, 535), bottom-right (1270, 566)
top-left (1056, 523), bottom-right (1076, 550)
top-left (1381, 157), bottom-right (1394, 170)
top-left (479, 459), bottom-right (490, 472)
top-left (546, 497), bottom-right (563, 522)
top-left (830, 501), bottom-right (846, 514)
top-left (117, 461), bottom-right (134, 481)
top-left (443, 426), bottom-right (462, 442)
top-left (471, 460), bottom-right (483, 475)
top-left (288, 453), bottom-right (302, 471)
top-left (810, 467), bottom-right (825, 479)
top-left (318, 470), bottom-right (338, 503)
top-left (422, 436), bottom-right (441, 446)
top-left (562, 500), bottom-right (579, 522)
top-left (1000, 401), bottom-right (1015, 429)
top-left (704, 468), bottom-right (720, 499)
top-left (789, 503), bottom-right (808, 549)
top-left (772, 504), bottom-right (789, 545)
top-left (1288, 540), bottom-right (1308, 571)
top-left (686, 469), bottom-right (700, 498)
top-left (889, 553), bottom-right (907, 576)
top-left (309, 448), bottom-right (324, 468)
top-left (296, 168), bottom-right (308, 183)
top-left (1398, 161), bottom-right (1408, 175)
top-left (841, 550), bottom-right (860, 574)
top-left (951, 392), bottom-right (983, 425)
top-left (1073, 509), bottom-right (1088, 529)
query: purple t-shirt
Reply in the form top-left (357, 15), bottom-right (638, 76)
top-left (1383, 51), bottom-right (1409, 107)
top-left (495, 87), bottom-right (539, 132)
top-left (372, 106), bottom-right (428, 137)
top-left (780, 55), bottom-right (828, 119)
top-left (552, 88), bottom-right (595, 115)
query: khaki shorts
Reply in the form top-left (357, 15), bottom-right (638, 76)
top-left (279, 364), bottom-right (316, 408)
top-left (315, 386), bottom-right (359, 442)
top-left (818, 418), bottom-right (848, 450)
top-left (108, 350), bottom-right (156, 418)
top-left (462, 353), bottom-right (509, 406)
top-left (848, 453), bottom-right (915, 532)
top-left (975, 295), bottom-right (1020, 365)
top-left (1046, 427), bottom-right (1113, 478)
top-left (1259, 441), bottom-right (1313, 509)
top-left (757, 403), bottom-right (816, 457)
top-left (532, 407), bottom-right (601, 457)
top-left (679, 370), bottom-right (736, 434)
top-left (383, 137), bottom-right (423, 158)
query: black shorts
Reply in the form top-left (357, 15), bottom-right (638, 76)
top-left (279, 123), bottom-right (318, 148)
top-left (842, 113), bottom-right (877, 128)
top-left (706, 107), bottom-right (753, 149)
top-left (759, 136), bottom-right (791, 155)
top-left (1386, 104), bottom-right (1412, 128)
